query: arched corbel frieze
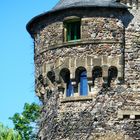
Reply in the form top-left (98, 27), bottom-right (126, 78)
top-left (54, 57), bottom-right (70, 82)
top-left (47, 71), bottom-right (55, 84)
top-left (108, 66), bottom-right (118, 87)
top-left (92, 66), bottom-right (102, 86)
top-left (76, 57), bottom-right (86, 68)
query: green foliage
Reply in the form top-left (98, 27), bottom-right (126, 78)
top-left (10, 103), bottom-right (41, 140)
top-left (0, 123), bottom-right (21, 140)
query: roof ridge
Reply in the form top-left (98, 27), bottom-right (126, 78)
top-left (52, 0), bottom-right (127, 11)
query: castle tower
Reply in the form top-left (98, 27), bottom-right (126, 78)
top-left (27, 0), bottom-right (140, 139)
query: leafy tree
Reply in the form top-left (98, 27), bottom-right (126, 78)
top-left (9, 103), bottom-right (41, 140)
top-left (0, 123), bottom-right (21, 140)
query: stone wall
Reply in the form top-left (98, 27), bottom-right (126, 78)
top-left (124, 8), bottom-right (140, 93)
top-left (38, 89), bottom-right (140, 140)
top-left (33, 9), bottom-right (125, 54)
top-left (34, 22), bottom-right (63, 52)
top-left (81, 17), bottom-right (124, 42)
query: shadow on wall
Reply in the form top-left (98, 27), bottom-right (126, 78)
top-left (118, 10), bottom-right (134, 28)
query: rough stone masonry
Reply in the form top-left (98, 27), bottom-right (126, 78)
top-left (27, 0), bottom-right (140, 139)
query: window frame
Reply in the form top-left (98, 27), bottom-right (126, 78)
top-left (64, 18), bottom-right (81, 42)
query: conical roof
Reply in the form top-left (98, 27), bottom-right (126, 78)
top-left (52, 0), bottom-right (126, 11)
top-left (27, 0), bottom-right (127, 35)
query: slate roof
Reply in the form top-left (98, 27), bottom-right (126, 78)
top-left (52, 0), bottom-right (127, 11)
top-left (27, 0), bottom-right (127, 35)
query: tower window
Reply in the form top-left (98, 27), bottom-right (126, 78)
top-left (92, 67), bottom-right (102, 86)
top-left (80, 71), bottom-right (88, 96)
top-left (64, 20), bottom-right (81, 42)
top-left (47, 71), bottom-right (55, 83)
top-left (108, 67), bottom-right (118, 87)
top-left (75, 67), bottom-right (88, 96)
top-left (60, 68), bottom-right (74, 97)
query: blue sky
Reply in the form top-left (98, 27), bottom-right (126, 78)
top-left (0, 0), bottom-right (58, 128)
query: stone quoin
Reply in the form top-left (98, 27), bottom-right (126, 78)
top-left (27, 0), bottom-right (140, 139)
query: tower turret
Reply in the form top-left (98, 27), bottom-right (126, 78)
top-left (27, 0), bottom-right (140, 139)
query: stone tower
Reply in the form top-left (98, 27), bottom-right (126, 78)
top-left (27, 0), bottom-right (140, 139)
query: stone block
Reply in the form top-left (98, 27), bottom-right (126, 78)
top-left (64, 57), bottom-right (70, 68)
top-left (76, 57), bottom-right (86, 67)
top-left (70, 57), bottom-right (75, 68)
top-left (102, 55), bottom-right (108, 65)
top-left (130, 115), bottom-right (135, 119)
top-left (55, 58), bottom-right (60, 69)
top-left (119, 55), bottom-right (124, 65)
top-left (87, 56), bottom-right (92, 66)
top-left (86, 66), bottom-right (92, 77)
top-left (118, 65), bottom-right (124, 79)
top-left (93, 57), bottom-right (101, 66)
top-left (43, 62), bottom-right (47, 74)
top-left (54, 69), bottom-right (60, 81)
top-left (102, 65), bottom-right (109, 77)
top-left (109, 56), bottom-right (119, 66)
top-left (70, 68), bottom-right (75, 79)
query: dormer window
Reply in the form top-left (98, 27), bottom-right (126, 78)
top-left (64, 17), bottom-right (81, 42)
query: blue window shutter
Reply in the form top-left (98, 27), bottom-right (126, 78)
top-left (66, 80), bottom-right (74, 97)
top-left (80, 71), bottom-right (88, 96)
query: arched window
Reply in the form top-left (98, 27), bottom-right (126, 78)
top-left (92, 66), bottom-right (102, 86)
top-left (60, 68), bottom-right (74, 97)
top-left (47, 71), bottom-right (55, 83)
top-left (108, 67), bottom-right (118, 87)
top-left (75, 67), bottom-right (88, 96)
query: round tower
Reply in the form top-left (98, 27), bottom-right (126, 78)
top-left (27, 0), bottom-right (140, 139)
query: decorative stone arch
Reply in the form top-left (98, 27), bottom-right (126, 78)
top-left (108, 66), bottom-right (118, 87)
top-left (60, 68), bottom-right (70, 83)
top-left (87, 66), bottom-right (103, 94)
top-left (76, 57), bottom-right (86, 68)
top-left (92, 66), bottom-right (102, 86)
top-left (47, 71), bottom-right (55, 84)
top-left (75, 67), bottom-right (88, 96)
top-left (54, 57), bottom-right (70, 81)
top-left (75, 67), bottom-right (86, 83)
top-left (59, 68), bottom-right (74, 97)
